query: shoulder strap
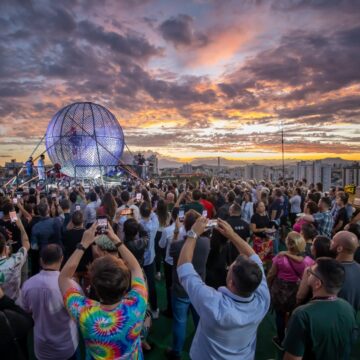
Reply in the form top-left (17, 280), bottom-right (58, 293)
top-left (286, 257), bottom-right (304, 280)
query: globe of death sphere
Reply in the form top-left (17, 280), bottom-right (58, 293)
top-left (45, 102), bottom-right (124, 178)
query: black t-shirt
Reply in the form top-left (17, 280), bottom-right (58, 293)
top-left (62, 229), bottom-right (93, 273)
top-left (334, 207), bottom-right (348, 231)
top-left (251, 213), bottom-right (270, 238)
top-left (206, 236), bottom-right (228, 289)
top-left (226, 216), bottom-right (251, 263)
top-left (269, 198), bottom-right (283, 220)
top-left (217, 203), bottom-right (231, 220)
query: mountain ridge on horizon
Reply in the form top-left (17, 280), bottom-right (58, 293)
top-left (156, 156), bottom-right (356, 169)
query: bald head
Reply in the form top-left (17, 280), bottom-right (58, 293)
top-left (332, 231), bottom-right (358, 255)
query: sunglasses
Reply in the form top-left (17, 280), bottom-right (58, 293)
top-left (307, 267), bottom-right (323, 282)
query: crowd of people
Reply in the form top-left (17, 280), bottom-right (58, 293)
top-left (0, 176), bottom-right (360, 360)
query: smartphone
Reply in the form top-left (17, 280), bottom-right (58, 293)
top-left (75, 204), bottom-right (81, 211)
top-left (120, 208), bottom-right (133, 216)
top-left (51, 193), bottom-right (57, 199)
top-left (96, 217), bottom-right (108, 235)
top-left (202, 210), bottom-right (208, 218)
top-left (136, 193), bottom-right (142, 201)
top-left (206, 219), bottom-right (218, 228)
top-left (12, 198), bottom-right (18, 205)
top-left (9, 211), bottom-right (17, 223)
top-left (16, 194), bottom-right (21, 199)
top-left (179, 205), bottom-right (185, 222)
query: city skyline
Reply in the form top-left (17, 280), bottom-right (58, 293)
top-left (0, 0), bottom-right (360, 165)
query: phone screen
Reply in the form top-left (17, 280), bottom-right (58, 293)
top-left (97, 217), bottom-right (108, 234)
top-left (178, 210), bottom-right (185, 222)
top-left (207, 219), bottom-right (217, 228)
top-left (120, 208), bottom-right (133, 216)
top-left (136, 193), bottom-right (142, 201)
top-left (12, 198), bottom-right (18, 205)
top-left (75, 205), bottom-right (81, 211)
top-left (16, 194), bottom-right (21, 199)
top-left (9, 211), bottom-right (17, 223)
top-left (202, 210), bottom-right (208, 218)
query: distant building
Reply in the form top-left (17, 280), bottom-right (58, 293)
top-left (4, 159), bottom-right (23, 177)
top-left (245, 164), bottom-right (265, 180)
top-left (181, 163), bottom-right (193, 174)
top-left (295, 160), bottom-right (332, 190)
top-left (147, 154), bottom-right (159, 176)
top-left (343, 163), bottom-right (360, 186)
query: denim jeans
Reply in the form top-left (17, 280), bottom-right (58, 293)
top-left (171, 294), bottom-right (199, 355)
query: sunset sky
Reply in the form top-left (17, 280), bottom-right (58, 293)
top-left (0, 0), bottom-right (360, 165)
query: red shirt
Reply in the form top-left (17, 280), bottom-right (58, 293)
top-left (200, 199), bottom-right (215, 219)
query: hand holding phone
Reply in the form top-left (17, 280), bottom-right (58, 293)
top-left (12, 198), bottom-right (18, 205)
top-left (202, 210), bottom-right (208, 218)
top-left (75, 204), bottom-right (81, 211)
top-left (96, 217), bottom-right (108, 235)
top-left (178, 209), bottom-right (185, 222)
top-left (9, 211), bottom-right (18, 223)
top-left (136, 193), bottom-right (142, 201)
top-left (120, 208), bottom-right (133, 216)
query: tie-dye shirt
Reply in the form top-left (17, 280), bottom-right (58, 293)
top-left (64, 277), bottom-right (148, 360)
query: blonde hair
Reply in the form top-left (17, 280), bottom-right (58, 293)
top-left (286, 231), bottom-right (305, 254)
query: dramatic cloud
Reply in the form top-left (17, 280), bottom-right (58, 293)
top-left (159, 14), bottom-right (208, 48)
top-left (0, 0), bottom-right (360, 164)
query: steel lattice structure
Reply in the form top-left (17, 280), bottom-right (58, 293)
top-left (45, 102), bottom-right (125, 178)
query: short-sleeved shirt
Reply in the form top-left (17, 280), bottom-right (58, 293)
top-left (334, 207), bottom-right (348, 231)
top-left (63, 277), bottom-right (147, 360)
top-left (284, 298), bottom-right (357, 360)
top-left (273, 255), bottom-right (315, 282)
top-left (338, 261), bottom-right (360, 311)
top-left (184, 202), bottom-right (204, 215)
top-left (269, 198), bottom-right (283, 220)
top-left (251, 213), bottom-right (270, 238)
top-left (0, 247), bottom-right (27, 300)
top-left (312, 211), bottom-right (334, 238)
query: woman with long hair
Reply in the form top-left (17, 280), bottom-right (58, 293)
top-left (100, 192), bottom-right (117, 221)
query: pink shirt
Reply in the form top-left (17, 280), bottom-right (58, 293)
top-left (273, 255), bottom-right (315, 282)
top-left (293, 218), bottom-right (309, 233)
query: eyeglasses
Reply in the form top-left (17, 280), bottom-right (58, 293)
top-left (307, 267), bottom-right (323, 282)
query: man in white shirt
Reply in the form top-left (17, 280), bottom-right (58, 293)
top-left (19, 244), bottom-right (79, 360)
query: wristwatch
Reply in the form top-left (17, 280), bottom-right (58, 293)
top-left (186, 229), bottom-right (198, 240)
top-left (76, 243), bottom-right (87, 251)
top-left (115, 241), bottom-right (123, 248)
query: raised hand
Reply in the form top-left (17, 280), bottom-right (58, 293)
top-left (191, 216), bottom-right (208, 237)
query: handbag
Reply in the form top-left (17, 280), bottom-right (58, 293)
top-left (270, 257), bottom-right (305, 312)
top-left (0, 310), bottom-right (27, 360)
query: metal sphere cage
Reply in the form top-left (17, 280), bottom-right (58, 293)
top-left (45, 102), bottom-right (124, 178)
